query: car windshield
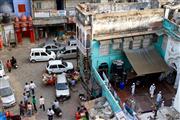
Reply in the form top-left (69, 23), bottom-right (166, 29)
top-left (0, 87), bottom-right (13, 97)
top-left (62, 62), bottom-right (67, 67)
top-left (56, 83), bottom-right (68, 90)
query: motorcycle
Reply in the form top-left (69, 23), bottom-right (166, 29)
top-left (52, 105), bottom-right (62, 117)
top-left (12, 63), bottom-right (18, 69)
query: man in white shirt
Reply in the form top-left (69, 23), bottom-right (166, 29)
top-left (39, 96), bottom-right (45, 111)
top-left (30, 81), bottom-right (36, 95)
top-left (24, 82), bottom-right (30, 97)
top-left (47, 108), bottom-right (54, 120)
top-left (53, 100), bottom-right (59, 109)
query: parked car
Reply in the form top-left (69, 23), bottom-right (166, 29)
top-left (0, 78), bottom-right (16, 108)
top-left (67, 36), bottom-right (77, 47)
top-left (46, 60), bottom-right (74, 74)
top-left (30, 48), bottom-right (56, 63)
top-left (56, 46), bottom-right (77, 60)
top-left (0, 60), bottom-right (5, 78)
top-left (39, 40), bottom-right (65, 54)
top-left (55, 73), bottom-right (70, 99)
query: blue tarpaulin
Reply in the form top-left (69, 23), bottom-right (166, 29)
top-left (0, 112), bottom-right (6, 120)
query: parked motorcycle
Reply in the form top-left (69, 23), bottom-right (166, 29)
top-left (52, 105), bottom-right (62, 117)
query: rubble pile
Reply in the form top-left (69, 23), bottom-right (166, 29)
top-left (84, 97), bottom-right (117, 120)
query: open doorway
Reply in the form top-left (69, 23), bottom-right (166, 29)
top-left (56, 0), bottom-right (64, 10)
top-left (98, 63), bottom-right (108, 80)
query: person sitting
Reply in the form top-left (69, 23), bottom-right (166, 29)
top-left (11, 56), bottom-right (17, 68)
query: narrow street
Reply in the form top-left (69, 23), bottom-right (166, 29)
top-left (0, 42), bottom-right (86, 120)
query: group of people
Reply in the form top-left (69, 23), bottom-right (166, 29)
top-left (6, 56), bottom-right (17, 72)
top-left (18, 81), bottom-right (62, 120)
top-left (131, 83), bottom-right (164, 108)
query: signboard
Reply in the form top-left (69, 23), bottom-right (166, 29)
top-left (58, 10), bottom-right (66, 16)
top-left (34, 12), bottom-right (50, 18)
top-left (68, 10), bottom-right (75, 16)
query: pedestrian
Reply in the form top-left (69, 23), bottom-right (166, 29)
top-left (19, 101), bottom-right (25, 116)
top-left (131, 83), bottom-right (135, 96)
top-left (161, 101), bottom-right (165, 108)
top-left (23, 93), bottom-right (28, 111)
top-left (149, 84), bottom-right (156, 98)
top-left (30, 81), bottom-right (36, 95)
top-left (6, 60), bottom-right (12, 72)
top-left (47, 108), bottom-right (54, 120)
top-left (53, 100), bottom-right (59, 109)
top-left (156, 91), bottom-right (162, 107)
top-left (39, 96), bottom-right (45, 111)
top-left (32, 96), bottom-right (37, 112)
top-left (24, 82), bottom-right (31, 98)
top-left (27, 102), bottom-right (33, 117)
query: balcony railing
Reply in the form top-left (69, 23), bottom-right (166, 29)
top-left (77, 39), bottom-right (90, 56)
top-left (163, 19), bottom-right (180, 39)
top-left (33, 9), bottom-right (75, 18)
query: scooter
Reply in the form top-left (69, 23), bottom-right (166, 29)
top-left (52, 105), bottom-right (62, 117)
top-left (12, 63), bottom-right (18, 69)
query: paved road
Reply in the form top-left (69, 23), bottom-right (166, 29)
top-left (0, 43), bottom-right (86, 120)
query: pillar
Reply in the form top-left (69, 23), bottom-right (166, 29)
top-left (165, 8), bottom-right (170, 19)
top-left (30, 29), bottom-right (35, 43)
top-left (16, 31), bottom-right (22, 44)
top-left (0, 35), bottom-right (3, 49)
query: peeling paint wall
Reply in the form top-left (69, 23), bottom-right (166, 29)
top-left (92, 9), bottom-right (164, 35)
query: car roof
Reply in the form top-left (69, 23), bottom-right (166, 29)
top-left (57, 73), bottom-right (67, 83)
top-left (0, 78), bottom-right (10, 88)
top-left (31, 48), bottom-right (46, 52)
top-left (48, 60), bottom-right (62, 65)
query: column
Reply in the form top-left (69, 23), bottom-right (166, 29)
top-left (165, 8), bottom-right (170, 19)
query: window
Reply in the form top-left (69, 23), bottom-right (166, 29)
top-left (50, 65), bottom-right (57, 69)
top-left (64, 50), bottom-right (70, 54)
top-left (36, 2), bottom-right (41, 9)
top-left (58, 65), bottom-right (65, 68)
top-left (34, 52), bottom-right (40, 56)
top-left (18, 4), bottom-right (26, 12)
top-left (46, 46), bottom-right (51, 49)
top-left (41, 52), bottom-right (47, 56)
top-left (72, 49), bottom-right (77, 53)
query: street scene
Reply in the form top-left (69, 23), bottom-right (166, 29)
top-left (0, 0), bottom-right (180, 120)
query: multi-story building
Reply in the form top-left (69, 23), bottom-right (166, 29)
top-left (31, 0), bottom-right (91, 40)
top-left (76, 1), bottom-right (180, 118)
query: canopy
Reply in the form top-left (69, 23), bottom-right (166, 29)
top-left (124, 47), bottom-right (169, 76)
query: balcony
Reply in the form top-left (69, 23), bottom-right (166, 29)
top-left (77, 38), bottom-right (90, 56)
top-left (163, 19), bottom-right (180, 39)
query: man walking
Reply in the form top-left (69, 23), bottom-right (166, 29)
top-left (149, 84), bottom-right (156, 98)
top-left (6, 60), bottom-right (12, 72)
top-left (19, 101), bottom-right (25, 116)
top-left (23, 93), bottom-right (28, 111)
top-left (24, 82), bottom-right (31, 98)
top-left (39, 96), bottom-right (45, 111)
top-left (47, 108), bottom-right (54, 120)
top-left (131, 83), bottom-right (135, 96)
top-left (32, 96), bottom-right (37, 112)
top-left (30, 81), bottom-right (36, 95)
top-left (156, 91), bottom-right (162, 107)
top-left (27, 102), bottom-right (33, 117)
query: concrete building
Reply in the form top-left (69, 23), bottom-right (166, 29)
top-left (76, 1), bottom-right (180, 119)
top-left (31, 0), bottom-right (91, 40)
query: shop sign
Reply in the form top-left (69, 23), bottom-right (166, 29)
top-left (34, 12), bottom-right (50, 18)
top-left (68, 10), bottom-right (75, 16)
top-left (58, 10), bottom-right (66, 16)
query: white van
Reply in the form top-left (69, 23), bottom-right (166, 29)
top-left (0, 78), bottom-right (16, 107)
top-left (30, 48), bottom-right (56, 62)
top-left (0, 60), bottom-right (5, 78)
top-left (46, 60), bottom-right (74, 74)
top-left (55, 73), bottom-right (70, 99)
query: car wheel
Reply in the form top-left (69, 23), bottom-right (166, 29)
top-left (31, 60), bottom-right (36, 63)
top-left (49, 58), bottom-right (53, 61)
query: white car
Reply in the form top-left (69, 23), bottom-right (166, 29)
top-left (56, 46), bottom-right (77, 60)
top-left (55, 73), bottom-right (70, 99)
top-left (46, 60), bottom-right (74, 74)
top-left (0, 78), bottom-right (16, 108)
top-left (0, 60), bottom-right (5, 78)
top-left (30, 48), bottom-right (56, 62)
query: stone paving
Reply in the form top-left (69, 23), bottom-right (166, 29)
top-left (0, 41), bottom-right (86, 120)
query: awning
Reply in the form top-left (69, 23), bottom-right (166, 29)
top-left (124, 47), bottom-right (169, 76)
